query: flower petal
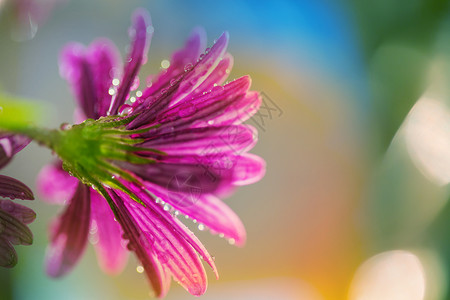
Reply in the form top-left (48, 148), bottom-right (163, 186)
top-left (37, 161), bottom-right (78, 204)
top-left (139, 125), bottom-right (257, 156)
top-left (128, 32), bottom-right (230, 129)
top-left (108, 190), bottom-right (171, 298)
top-left (0, 175), bottom-right (34, 200)
top-left (59, 42), bottom-right (98, 119)
top-left (145, 182), bottom-right (246, 246)
top-left (0, 208), bottom-right (33, 245)
top-left (119, 161), bottom-right (226, 195)
top-left (0, 238), bottom-right (17, 268)
top-left (45, 182), bottom-right (91, 277)
top-left (108, 9), bottom-right (153, 115)
top-left (140, 27), bottom-right (206, 100)
top-left (0, 200), bottom-right (36, 225)
top-left (169, 32), bottom-right (230, 106)
top-left (0, 135), bottom-right (30, 169)
top-left (86, 39), bottom-right (121, 117)
top-left (130, 75), bottom-right (251, 133)
top-left (90, 189), bottom-right (128, 275)
top-left (231, 153), bottom-right (266, 186)
top-left (184, 52), bottom-right (234, 101)
top-left (125, 182), bottom-right (218, 278)
top-left (113, 187), bottom-right (209, 296)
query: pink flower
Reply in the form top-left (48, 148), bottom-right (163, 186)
top-left (38, 8), bottom-right (265, 297)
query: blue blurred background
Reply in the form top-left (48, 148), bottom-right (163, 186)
top-left (1, 0), bottom-right (450, 299)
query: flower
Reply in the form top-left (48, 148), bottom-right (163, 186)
top-left (37, 8), bottom-right (265, 297)
top-left (0, 134), bottom-right (35, 268)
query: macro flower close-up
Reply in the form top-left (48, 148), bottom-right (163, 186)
top-left (2, 1), bottom-right (450, 300)
top-left (2, 7), bottom-right (264, 298)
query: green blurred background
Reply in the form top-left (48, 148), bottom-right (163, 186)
top-left (1, 0), bottom-right (450, 299)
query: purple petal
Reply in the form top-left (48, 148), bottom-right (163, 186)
top-left (119, 162), bottom-right (226, 195)
top-left (231, 153), bottom-right (266, 186)
top-left (90, 189), bottom-right (128, 275)
top-left (45, 182), bottom-right (91, 277)
top-left (182, 52), bottom-right (234, 101)
top-left (145, 182), bottom-right (246, 245)
top-left (169, 32), bottom-right (230, 106)
top-left (86, 38), bottom-right (121, 117)
top-left (108, 9), bottom-right (153, 115)
top-left (0, 208), bottom-right (33, 245)
top-left (0, 200), bottom-right (36, 224)
top-left (140, 27), bottom-right (206, 100)
top-left (0, 135), bottom-right (30, 169)
top-left (140, 125), bottom-right (257, 156)
top-left (124, 181), bottom-right (218, 279)
top-left (130, 75), bottom-right (251, 133)
top-left (108, 190), bottom-right (170, 298)
top-left (59, 42), bottom-right (98, 119)
top-left (0, 175), bottom-right (34, 200)
top-left (112, 186), bottom-right (211, 296)
top-left (128, 32), bottom-right (230, 129)
top-left (37, 161), bottom-right (78, 204)
top-left (0, 238), bottom-right (17, 268)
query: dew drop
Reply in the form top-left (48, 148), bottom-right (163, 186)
top-left (173, 210), bottom-right (180, 216)
top-left (184, 63), bottom-right (193, 72)
top-left (161, 59), bottom-right (170, 69)
top-left (205, 47), bottom-right (211, 53)
top-left (129, 96), bottom-right (136, 103)
top-left (136, 90), bottom-right (142, 97)
top-left (136, 265), bottom-right (145, 273)
top-left (192, 219), bottom-right (197, 224)
top-left (112, 78), bottom-right (120, 86)
top-left (161, 88), bottom-right (168, 95)
top-left (163, 204), bottom-right (171, 211)
top-left (198, 224), bottom-right (205, 231)
top-left (199, 54), bottom-right (205, 60)
top-left (228, 238), bottom-right (236, 245)
top-left (219, 233), bottom-right (225, 238)
top-left (127, 242), bottom-right (135, 251)
top-left (108, 88), bottom-right (115, 95)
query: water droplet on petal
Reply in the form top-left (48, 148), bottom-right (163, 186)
top-left (136, 90), bottom-right (142, 97)
top-left (108, 88), bottom-right (115, 95)
top-left (228, 238), bottom-right (236, 245)
top-left (198, 224), bottom-right (205, 231)
top-left (112, 78), bottom-right (120, 86)
top-left (161, 59), bottom-right (170, 69)
top-left (136, 265), bottom-right (145, 273)
top-left (184, 63), bottom-right (193, 72)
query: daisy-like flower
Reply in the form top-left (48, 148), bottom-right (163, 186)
top-left (34, 8), bottom-right (264, 297)
top-left (0, 135), bottom-right (35, 268)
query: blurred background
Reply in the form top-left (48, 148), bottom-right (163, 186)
top-left (0, 0), bottom-right (450, 299)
